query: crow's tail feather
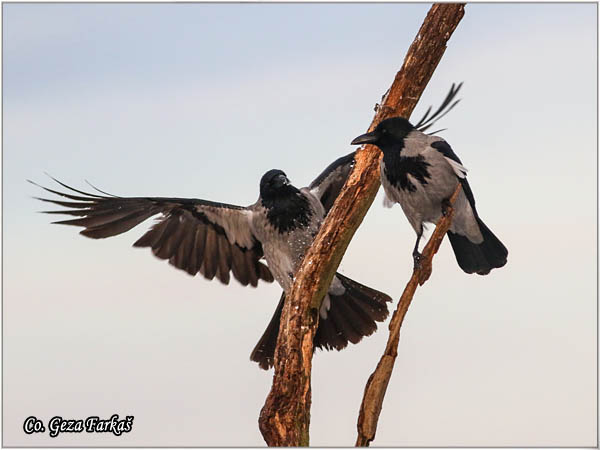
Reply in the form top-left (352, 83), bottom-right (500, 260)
top-left (250, 274), bottom-right (392, 370)
top-left (447, 217), bottom-right (508, 275)
top-left (314, 273), bottom-right (391, 351)
top-left (250, 293), bottom-right (285, 370)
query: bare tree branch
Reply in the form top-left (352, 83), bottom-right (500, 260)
top-left (355, 183), bottom-right (462, 447)
top-left (259, 4), bottom-right (466, 446)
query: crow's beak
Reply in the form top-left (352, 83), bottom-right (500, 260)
top-left (351, 130), bottom-right (379, 145)
top-left (274, 174), bottom-right (290, 188)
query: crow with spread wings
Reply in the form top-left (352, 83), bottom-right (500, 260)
top-left (31, 154), bottom-right (391, 370)
top-left (31, 84), bottom-right (460, 369)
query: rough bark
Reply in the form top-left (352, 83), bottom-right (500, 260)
top-left (259, 4), bottom-right (465, 446)
top-left (355, 183), bottom-right (462, 447)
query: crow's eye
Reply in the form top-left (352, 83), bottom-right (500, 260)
top-left (382, 129), bottom-right (388, 134)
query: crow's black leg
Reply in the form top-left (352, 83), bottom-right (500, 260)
top-left (412, 227), bottom-right (423, 270)
top-left (441, 198), bottom-right (452, 217)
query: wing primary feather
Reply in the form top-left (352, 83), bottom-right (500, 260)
top-left (216, 235), bottom-right (232, 284)
top-left (202, 227), bottom-right (218, 280)
top-left (430, 85), bottom-right (460, 119)
top-left (28, 180), bottom-right (101, 202)
top-left (133, 217), bottom-right (171, 248)
top-left (185, 226), bottom-right (201, 276)
top-left (309, 151), bottom-right (356, 213)
top-left (43, 173), bottom-right (107, 198)
top-left (160, 218), bottom-right (189, 260)
top-left (170, 218), bottom-right (194, 272)
top-left (84, 179), bottom-right (120, 197)
top-left (414, 82), bottom-right (462, 132)
top-left (40, 209), bottom-right (89, 216)
top-left (152, 216), bottom-right (184, 259)
top-left (194, 225), bottom-right (207, 267)
top-left (33, 197), bottom-right (94, 209)
top-left (52, 207), bottom-right (150, 229)
top-left (79, 210), bottom-right (157, 239)
top-left (414, 105), bottom-right (432, 129)
top-left (425, 99), bottom-right (460, 128)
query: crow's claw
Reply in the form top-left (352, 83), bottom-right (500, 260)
top-left (412, 251), bottom-right (422, 271)
top-left (441, 198), bottom-right (452, 217)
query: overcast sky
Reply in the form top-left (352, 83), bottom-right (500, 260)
top-left (3, 2), bottom-right (597, 447)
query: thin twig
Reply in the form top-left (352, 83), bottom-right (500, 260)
top-left (355, 183), bottom-right (462, 447)
top-left (258, 4), bottom-right (466, 446)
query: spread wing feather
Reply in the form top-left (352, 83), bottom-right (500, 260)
top-left (308, 151), bottom-right (356, 213)
top-left (29, 178), bottom-right (274, 287)
top-left (414, 82), bottom-right (463, 134)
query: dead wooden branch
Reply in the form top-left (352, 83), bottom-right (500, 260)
top-left (355, 183), bottom-right (462, 447)
top-left (258, 4), bottom-right (465, 446)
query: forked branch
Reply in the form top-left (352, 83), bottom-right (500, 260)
top-left (355, 183), bottom-right (462, 447)
top-left (259, 4), bottom-right (466, 446)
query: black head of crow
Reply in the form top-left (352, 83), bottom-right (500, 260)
top-left (260, 169), bottom-right (290, 195)
top-left (351, 84), bottom-right (508, 275)
top-left (259, 169), bottom-right (312, 234)
top-left (351, 117), bottom-right (416, 151)
top-left (30, 154), bottom-right (392, 370)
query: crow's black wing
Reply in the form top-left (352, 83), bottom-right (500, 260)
top-left (430, 140), bottom-right (477, 216)
top-left (308, 151), bottom-right (356, 214)
top-left (30, 177), bottom-right (273, 287)
top-left (430, 139), bottom-right (463, 165)
top-left (414, 82), bottom-right (462, 134)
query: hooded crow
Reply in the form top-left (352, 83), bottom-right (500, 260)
top-left (350, 86), bottom-right (508, 275)
top-left (30, 153), bottom-right (391, 370)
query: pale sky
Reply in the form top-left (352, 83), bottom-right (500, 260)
top-left (3, 2), bottom-right (597, 447)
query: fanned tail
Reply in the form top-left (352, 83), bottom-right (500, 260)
top-left (250, 293), bottom-right (285, 370)
top-left (250, 274), bottom-right (392, 370)
top-left (314, 273), bottom-right (391, 351)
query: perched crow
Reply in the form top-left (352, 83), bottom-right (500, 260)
top-left (30, 153), bottom-right (391, 370)
top-left (351, 85), bottom-right (508, 275)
